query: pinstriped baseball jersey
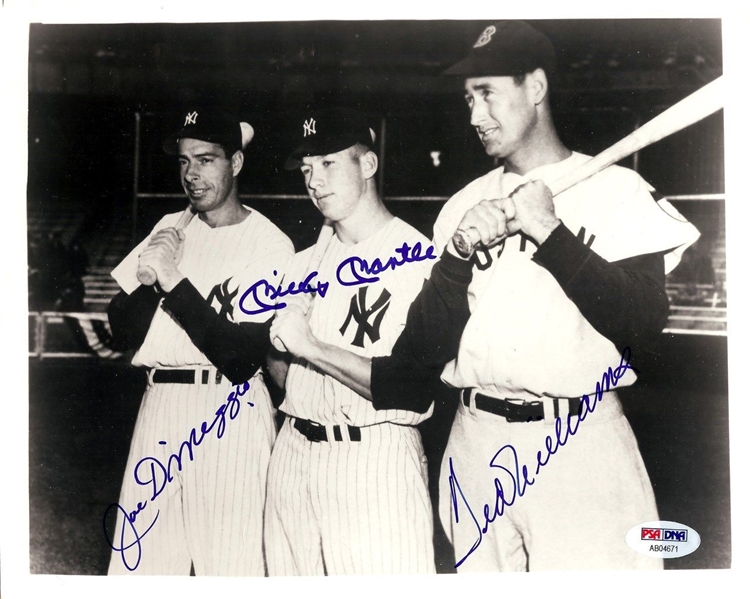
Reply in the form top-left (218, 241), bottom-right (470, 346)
top-left (108, 370), bottom-right (277, 575)
top-left (111, 207), bottom-right (293, 367)
top-left (281, 216), bottom-right (434, 426)
top-left (265, 216), bottom-right (437, 576)
top-left (432, 152), bottom-right (700, 399)
top-left (108, 206), bottom-right (293, 576)
top-left (265, 418), bottom-right (434, 576)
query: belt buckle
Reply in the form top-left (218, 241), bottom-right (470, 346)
top-left (309, 421), bottom-right (326, 443)
top-left (504, 398), bottom-right (536, 423)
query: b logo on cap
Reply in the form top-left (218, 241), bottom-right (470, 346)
top-left (303, 118), bottom-right (316, 137)
top-left (184, 111), bottom-right (198, 126)
top-left (474, 25), bottom-right (496, 48)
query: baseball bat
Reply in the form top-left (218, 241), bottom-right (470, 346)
top-left (453, 75), bottom-right (725, 255)
top-left (136, 205), bottom-right (196, 286)
top-left (271, 219), bottom-right (335, 352)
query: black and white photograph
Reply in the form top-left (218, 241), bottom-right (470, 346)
top-left (2, 1), bottom-right (748, 597)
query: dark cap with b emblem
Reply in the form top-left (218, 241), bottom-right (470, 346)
top-left (284, 107), bottom-right (377, 170)
top-left (162, 108), bottom-right (254, 155)
top-left (444, 21), bottom-right (557, 81)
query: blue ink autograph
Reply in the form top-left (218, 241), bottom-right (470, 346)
top-left (103, 380), bottom-right (252, 571)
top-left (239, 269), bottom-right (330, 316)
top-left (448, 347), bottom-right (636, 568)
top-left (239, 240), bottom-right (437, 315)
top-left (336, 241), bottom-right (436, 287)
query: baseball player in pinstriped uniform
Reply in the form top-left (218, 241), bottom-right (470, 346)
top-left (263, 108), bottom-right (436, 575)
top-left (106, 109), bottom-right (293, 575)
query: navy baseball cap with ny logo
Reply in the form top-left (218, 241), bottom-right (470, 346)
top-left (162, 108), bottom-right (254, 155)
top-left (284, 107), bottom-right (377, 170)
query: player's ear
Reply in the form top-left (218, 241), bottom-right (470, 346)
top-left (231, 150), bottom-right (244, 176)
top-left (526, 68), bottom-right (549, 106)
top-left (360, 150), bottom-right (378, 180)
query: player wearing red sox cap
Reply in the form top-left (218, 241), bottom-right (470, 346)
top-left (391, 20), bottom-right (702, 571)
top-left (106, 108), bottom-right (293, 575)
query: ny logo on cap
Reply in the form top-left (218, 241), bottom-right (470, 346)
top-left (303, 118), bottom-right (316, 137)
top-left (184, 111), bottom-right (198, 126)
top-left (474, 25), bottom-right (496, 48)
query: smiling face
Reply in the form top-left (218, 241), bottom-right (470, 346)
top-left (464, 75), bottom-right (538, 160)
top-left (178, 138), bottom-right (241, 216)
top-left (299, 146), bottom-right (370, 223)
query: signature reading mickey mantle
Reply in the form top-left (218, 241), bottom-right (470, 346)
top-left (238, 241), bottom-right (437, 315)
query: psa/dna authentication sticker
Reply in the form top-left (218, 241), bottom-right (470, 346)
top-left (626, 521), bottom-right (701, 558)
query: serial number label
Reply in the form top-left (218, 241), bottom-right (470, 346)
top-left (649, 544), bottom-right (679, 553)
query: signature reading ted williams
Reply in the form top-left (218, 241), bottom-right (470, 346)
top-left (448, 347), bottom-right (637, 568)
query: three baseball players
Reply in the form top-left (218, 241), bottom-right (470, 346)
top-left (107, 109), bottom-right (293, 575)
top-left (108, 21), bottom-right (700, 576)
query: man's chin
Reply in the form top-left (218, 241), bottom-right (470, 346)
top-left (482, 143), bottom-right (506, 160)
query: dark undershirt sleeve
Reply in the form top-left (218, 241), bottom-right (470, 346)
top-left (107, 285), bottom-right (163, 352)
top-left (532, 222), bottom-right (669, 354)
top-left (161, 278), bottom-right (273, 385)
top-left (370, 250), bottom-right (473, 413)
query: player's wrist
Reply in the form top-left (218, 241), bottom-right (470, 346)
top-left (528, 217), bottom-right (562, 246)
top-left (160, 270), bottom-right (186, 293)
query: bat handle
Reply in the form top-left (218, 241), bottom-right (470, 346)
top-left (136, 265), bottom-right (158, 286)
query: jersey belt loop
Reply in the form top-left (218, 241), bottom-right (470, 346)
top-left (542, 398), bottom-right (556, 425)
top-left (147, 368), bottom-right (156, 386)
top-left (469, 388), bottom-right (478, 415)
top-left (558, 398), bottom-right (570, 421)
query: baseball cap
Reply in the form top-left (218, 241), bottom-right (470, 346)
top-left (284, 107), bottom-right (377, 171)
top-left (162, 108), bottom-right (254, 155)
top-left (444, 21), bottom-right (557, 81)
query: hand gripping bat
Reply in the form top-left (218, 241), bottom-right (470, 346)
top-left (453, 75), bottom-right (725, 256)
top-left (136, 205), bottom-right (195, 286)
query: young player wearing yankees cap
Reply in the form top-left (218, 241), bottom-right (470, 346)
top-left (106, 108), bottom-right (293, 575)
top-left (269, 22), bottom-right (700, 571)
top-left (262, 106), bottom-right (461, 575)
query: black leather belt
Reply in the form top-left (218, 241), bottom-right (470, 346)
top-left (293, 417), bottom-right (362, 443)
top-left (151, 369), bottom-right (223, 385)
top-left (462, 389), bottom-right (582, 423)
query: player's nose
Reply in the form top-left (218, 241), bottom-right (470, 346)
top-left (307, 169), bottom-right (324, 189)
top-left (469, 101), bottom-right (489, 128)
top-left (183, 163), bottom-right (199, 182)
